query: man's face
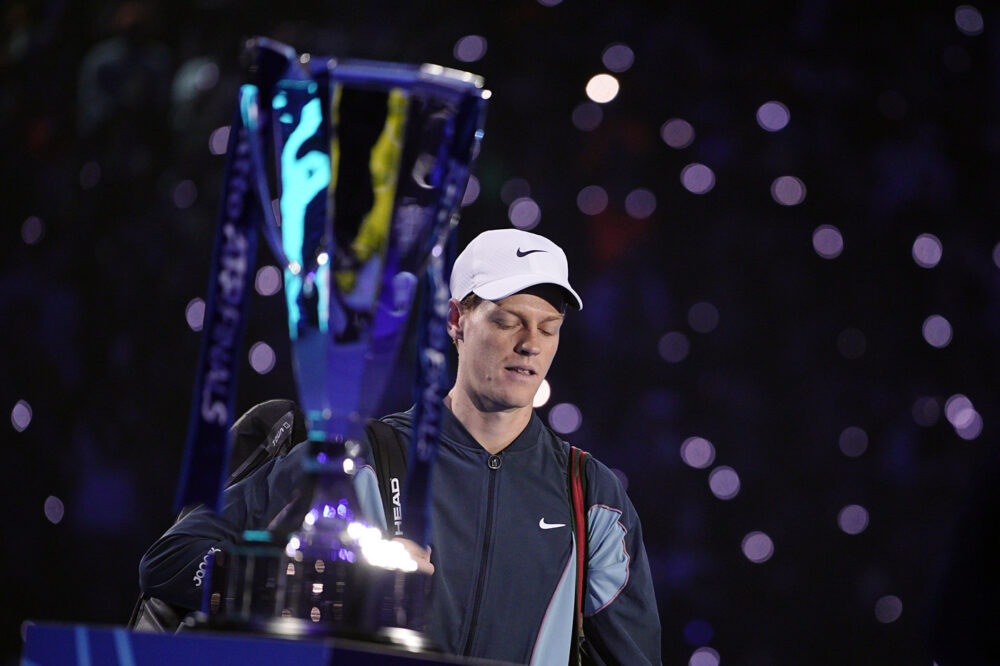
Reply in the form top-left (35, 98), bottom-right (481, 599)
top-left (450, 286), bottom-right (565, 413)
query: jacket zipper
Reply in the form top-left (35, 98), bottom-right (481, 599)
top-left (462, 454), bottom-right (501, 655)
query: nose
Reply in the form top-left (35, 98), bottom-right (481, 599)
top-left (515, 328), bottom-right (542, 356)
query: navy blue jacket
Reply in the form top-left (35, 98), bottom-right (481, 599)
top-left (139, 407), bottom-right (661, 664)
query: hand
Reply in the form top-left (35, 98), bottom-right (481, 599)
top-left (392, 537), bottom-right (435, 575)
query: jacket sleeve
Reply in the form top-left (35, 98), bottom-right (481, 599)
top-left (582, 458), bottom-right (662, 665)
top-left (137, 441), bottom-right (313, 610)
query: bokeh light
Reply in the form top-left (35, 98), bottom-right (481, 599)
top-left (956, 412), bottom-right (983, 440)
top-left (576, 185), bottom-right (608, 216)
top-left (571, 102), bottom-right (603, 131)
top-left (624, 188), bottom-right (657, 219)
top-left (548, 402), bottom-right (582, 434)
top-left (680, 163), bottom-right (715, 195)
top-left (874, 595), bottom-right (903, 623)
top-left (687, 301), bottom-right (719, 333)
top-left (912, 396), bottom-right (941, 427)
top-left (689, 647), bottom-right (720, 666)
top-left (11, 400), bottom-right (33, 432)
top-left (255, 265), bottom-right (282, 296)
top-left (453, 35), bottom-right (488, 63)
top-left (462, 175), bottom-right (481, 206)
top-left (680, 437), bottom-right (716, 469)
top-left (173, 180), bottom-right (198, 209)
top-left (249, 341), bottom-right (276, 375)
top-left (756, 101), bottom-right (790, 131)
top-left (602, 43), bottom-right (635, 72)
top-left (537, 0), bottom-right (562, 6)
top-left (708, 466), bottom-right (741, 500)
top-left (812, 225), bottom-right (844, 259)
top-left (945, 394), bottom-right (976, 429)
top-left (661, 118), bottom-right (695, 149)
top-left (500, 177), bottom-right (530, 205)
top-left (185, 297), bottom-right (206, 331)
top-left (912, 233), bottom-right (943, 268)
top-left (194, 61), bottom-right (219, 91)
top-left (44, 496), bottom-right (65, 524)
top-left (993, 242), bottom-right (1000, 269)
top-left (209, 126), bottom-right (230, 155)
top-left (585, 74), bottom-right (620, 103)
top-left (946, 393), bottom-right (984, 440)
top-left (741, 531), bottom-right (774, 563)
top-left (838, 504), bottom-right (869, 535)
top-left (533, 379), bottom-right (551, 408)
top-left (658, 331), bottom-right (691, 363)
top-left (943, 44), bottom-right (972, 73)
top-left (508, 197), bottom-right (541, 230)
top-left (954, 5), bottom-right (984, 36)
top-left (922, 314), bottom-right (953, 348)
top-left (771, 175), bottom-right (806, 206)
top-left (21, 216), bottom-right (44, 245)
top-left (839, 426), bottom-right (869, 458)
top-left (683, 619), bottom-right (714, 647)
top-left (837, 328), bottom-right (866, 359)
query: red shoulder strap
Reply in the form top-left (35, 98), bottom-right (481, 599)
top-left (568, 445), bottom-right (591, 665)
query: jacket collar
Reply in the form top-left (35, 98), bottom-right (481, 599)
top-left (434, 405), bottom-right (544, 454)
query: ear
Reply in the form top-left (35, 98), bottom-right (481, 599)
top-left (447, 298), bottom-right (464, 344)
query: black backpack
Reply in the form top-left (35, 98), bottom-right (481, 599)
top-left (128, 399), bottom-right (405, 631)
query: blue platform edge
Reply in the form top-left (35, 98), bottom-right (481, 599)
top-left (21, 623), bottom-right (507, 666)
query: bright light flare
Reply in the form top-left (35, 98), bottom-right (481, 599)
top-left (533, 379), bottom-right (552, 408)
top-left (348, 521), bottom-right (419, 572)
top-left (585, 74), bottom-right (620, 104)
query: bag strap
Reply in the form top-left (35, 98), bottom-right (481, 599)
top-left (365, 418), bottom-right (410, 537)
top-left (568, 445), bottom-right (592, 666)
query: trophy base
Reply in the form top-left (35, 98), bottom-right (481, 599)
top-left (187, 613), bottom-right (437, 653)
top-left (205, 536), bottom-right (435, 653)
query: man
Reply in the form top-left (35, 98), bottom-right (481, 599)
top-left (140, 228), bottom-right (662, 664)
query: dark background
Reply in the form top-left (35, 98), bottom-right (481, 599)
top-left (3, 1), bottom-right (998, 664)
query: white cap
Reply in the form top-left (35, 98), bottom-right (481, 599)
top-left (450, 229), bottom-right (583, 310)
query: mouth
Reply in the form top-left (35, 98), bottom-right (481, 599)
top-left (505, 366), bottom-right (536, 377)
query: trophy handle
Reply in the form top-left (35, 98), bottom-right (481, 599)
top-left (239, 83), bottom-right (293, 272)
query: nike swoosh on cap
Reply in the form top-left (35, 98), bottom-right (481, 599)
top-left (538, 518), bottom-right (566, 529)
top-left (516, 248), bottom-right (548, 257)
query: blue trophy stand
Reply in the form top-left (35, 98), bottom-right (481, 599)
top-left (21, 623), bottom-right (513, 666)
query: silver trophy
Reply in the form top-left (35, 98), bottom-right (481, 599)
top-left (202, 37), bottom-right (488, 648)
